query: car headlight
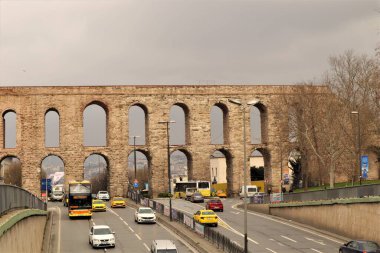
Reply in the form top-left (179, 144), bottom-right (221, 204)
top-left (93, 239), bottom-right (100, 243)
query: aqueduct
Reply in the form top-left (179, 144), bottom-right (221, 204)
top-left (0, 85), bottom-right (322, 197)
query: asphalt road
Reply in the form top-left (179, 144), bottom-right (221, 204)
top-left (48, 202), bottom-right (196, 253)
top-left (155, 198), bottom-right (345, 253)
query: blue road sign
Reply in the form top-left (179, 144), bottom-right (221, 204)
top-left (133, 182), bottom-right (139, 188)
top-left (361, 155), bottom-right (369, 179)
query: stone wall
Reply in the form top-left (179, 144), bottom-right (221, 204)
top-left (0, 85), bottom-right (328, 197)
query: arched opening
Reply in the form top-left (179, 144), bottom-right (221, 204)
top-left (250, 148), bottom-right (271, 193)
top-left (128, 150), bottom-right (149, 191)
top-left (288, 149), bottom-right (302, 191)
top-left (83, 103), bottom-right (107, 147)
top-left (0, 156), bottom-right (21, 186)
top-left (170, 104), bottom-right (189, 145)
top-left (40, 155), bottom-right (65, 200)
top-left (211, 103), bottom-right (229, 145)
top-left (250, 103), bottom-right (267, 144)
top-left (171, 150), bottom-right (190, 182)
top-left (84, 154), bottom-right (108, 194)
top-left (128, 104), bottom-right (148, 145)
top-left (45, 109), bottom-right (60, 147)
top-left (210, 149), bottom-right (232, 196)
top-left (3, 110), bottom-right (17, 148)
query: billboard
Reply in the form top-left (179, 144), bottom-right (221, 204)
top-left (361, 155), bottom-right (369, 179)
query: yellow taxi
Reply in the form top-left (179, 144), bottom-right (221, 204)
top-left (111, 197), bottom-right (126, 208)
top-left (216, 190), bottom-right (227, 198)
top-left (92, 199), bottom-right (106, 212)
top-left (193, 209), bottom-right (218, 227)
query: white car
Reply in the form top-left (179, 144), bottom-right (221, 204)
top-left (97, 191), bottom-right (110, 201)
top-left (134, 207), bottom-right (156, 224)
top-left (89, 225), bottom-right (115, 248)
top-left (151, 240), bottom-right (178, 253)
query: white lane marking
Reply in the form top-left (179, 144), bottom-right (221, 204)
top-left (129, 227), bottom-right (134, 232)
top-left (231, 211), bottom-right (240, 215)
top-left (56, 206), bottom-right (61, 253)
top-left (135, 234), bottom-right (142, 240)
top-left (143, 243), bottom-right (150, 251)
top-left (170, 205), bottom-right (259, 244)
top-left (266, 248), bottom-right (277, 253)
top-left (231, 203), bottom-right (344, 244)
top-left (305, 237), bottom-right (326, 245)
top-left (311, 248), bottom-right (324, 253)
top-left (123, 221), bottom-right (129, 226)
top-left (281, 235), bottom-right (297, 243)
top-left (269, 238), bottom-right (284, 246)
top-left (119, 217), bottom-right (124, 221)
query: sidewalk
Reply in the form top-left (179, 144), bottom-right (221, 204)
top-left (126, 198), bottom-right (222, 253)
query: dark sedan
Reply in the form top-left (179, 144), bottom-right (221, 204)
top-left (339, 240), bottom-right (380, 253)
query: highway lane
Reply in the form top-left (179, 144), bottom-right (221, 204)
top-left (155, 198), bottom-right (344, 253)
top-left (49, 202), bottom-right (196, 253)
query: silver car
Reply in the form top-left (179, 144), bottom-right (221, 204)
top-left (190, 192), bottom-right (204, 203)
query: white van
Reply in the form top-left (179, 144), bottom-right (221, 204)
top-left (239, 185), bottom-right (258, 198)
top-left (151, 240), bottom-right (177, 253)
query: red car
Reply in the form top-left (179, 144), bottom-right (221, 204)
top-left (205, 199), bottom-right (224, 212)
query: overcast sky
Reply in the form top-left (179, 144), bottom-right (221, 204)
top-left (0, 0), bottom-right (378, 86)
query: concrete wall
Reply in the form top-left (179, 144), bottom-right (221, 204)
top-left (270, 201), bottom-right (380, 243)
top-left (0, 211), bottom-right (47, 253)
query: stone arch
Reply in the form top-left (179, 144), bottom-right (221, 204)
top-left (0, 155), bottom-right (22, 186)
top-left (170, 148), bottom-right (193, 180)
top-left (84, 153), bottom-right (109, 193)
top-left (2, 110), bottom-right (17, 149)
top-left (44, 108), bottom-right (60, 148)
top-left (171, 103), bottom-right (190, 145)
top-left (250, 102), bottom-right (268, 144)
top-left (128, 149), bottom-right (151, 194)
top-left (128, 103), bottom-right (149, 145)
top-left (211, 103), bottom-right (229, 145)
top-left (210, 148), bottom-right (233, 196)
top-left (83, 101), bottom-right (108, 147)
top-left (40, 154), bottom-right (65, 198)
top-left (250, 148), bottom-right (271, 192)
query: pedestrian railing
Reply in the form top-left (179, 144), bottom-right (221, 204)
top-left (130, 190), bottom-right (246, 253)
top-left (0, 184), bottom-right (47, 217)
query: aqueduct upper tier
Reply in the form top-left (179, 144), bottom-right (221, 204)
top-left (0, 85), bottom-right (326, 197)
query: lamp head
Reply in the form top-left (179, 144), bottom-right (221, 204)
top-left (247, 99), bottom-right (260, 105)
top-left (228, 98), bottom-right (242, 105)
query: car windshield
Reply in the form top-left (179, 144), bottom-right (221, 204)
top-left (202, 211), bottom-right (215, 215)
top-left (93, 200), bottom-right (103, 204)
top-left (93, 228), bottom-right (111, 235)
top-left (248, 188), bottom-right (257, 192)
top-left (157, 250), bottom-right (177, 253)
top-left (139, 208), bottom-right (153, 214)
top-left (361, 242), bottom-right (379, 250)
top-left (99, 191), bottom-right (108, 194)
top-left (193, 193), bottom-right (202, 197)
top-left (210, 200), bottom-right (221, 203)
top-left (114, 197), bottom-right (123, 201)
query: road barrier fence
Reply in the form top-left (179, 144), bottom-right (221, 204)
top-left (0, 184), bottom-right (47, 217)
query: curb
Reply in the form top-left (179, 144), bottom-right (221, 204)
top-left (126, 199), bottom-right (220, 253)
top-left (0, 209), bottom-right (47, 237)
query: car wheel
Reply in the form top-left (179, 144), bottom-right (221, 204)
top-left (214, 223), bottom-right (218, 227)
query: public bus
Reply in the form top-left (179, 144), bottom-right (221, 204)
top-left (174, 180), bottom-right (211, 198)
top-left (68, 180), bottom-right (92, 218)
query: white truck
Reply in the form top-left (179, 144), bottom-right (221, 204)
top-left (50, 184), bottom-right (64, 201)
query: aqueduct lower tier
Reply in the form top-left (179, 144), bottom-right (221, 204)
top-left (0, 85), bottom-right (325, 197)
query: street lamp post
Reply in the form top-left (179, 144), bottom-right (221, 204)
top-left (228, 98), bottom-right (259, 253)
top-left (133, 136), bottom-right (140, 204)
top-left (159, 120), bottom-right (176, 222)
top-left (351, 111), bottom-right (361, 185)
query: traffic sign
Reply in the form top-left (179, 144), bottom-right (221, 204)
top-left (133, 179), bottom-right (139, 188)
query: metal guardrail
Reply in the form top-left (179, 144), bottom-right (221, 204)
top-left (0, 184), bottom-right (47, 217)
top-left (129, 190), bottom-right (246, 253)
top-left (262, 184), bottom-right (380, 203)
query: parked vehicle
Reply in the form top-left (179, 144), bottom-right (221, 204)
top-left (205, 199), bottom-right (224, 212)
top-left (92, 199), bottom-right (106, 212)
top-left (111, 197), bottom-right (126, 208)
top-left (339, 240), bottom-right (380, 253)
top-left (135, 207), bottom-right (156, 224)
top-left (150, 240), bottom-right (178, 253)
top-left (89, 225), bottom-right (115, 248)
top-left (190, 192), bottom-right (204, 203)
top-left (216, 190), bottom-right (227, 198)
top-left (193, 209), bottom-right (218, 227)
top-left (239, 185), bottom-right (258, 198)
top-left (97, 191), bottom-right (110, 201)
top-left (185, 187), bottom-right (197, 200)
